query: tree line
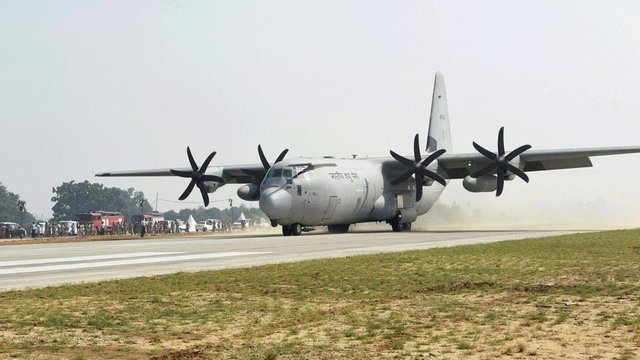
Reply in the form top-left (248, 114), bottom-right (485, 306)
top-left (0, 180), bottom-right (267, 224)
top-left (0, 182), bottom-right (36, 225)
top-left (51, 181), bottom-right (154, 221)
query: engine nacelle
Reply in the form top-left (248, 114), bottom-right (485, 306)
top-left (463, 175), bottom-right (498, 193)
top-left (237, 184), bottom-right (261, 201)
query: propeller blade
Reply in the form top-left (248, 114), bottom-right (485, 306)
top-left (199, 151), bottom-right (217, 174)
top-left (496, 169), bottom-right (505, 197)
top-left (421, 169), bottom-right (447, 186)
top-left (413, 134), bottom-right (422, 162)
top-left (473, 142), bottom-right (498, 160)
top-left (391, 169), bottom-right (415, 185)
top-left (472, 163), bottom-right (498, 178)
top-left (258, 145), bottom-right (270, 170)
top-left (275, 149), bottom-right (289, 164)
top-left (178, 180), bottom-right (196, 201)
top-left (198, 183), bottom-right (210, 207)
top-left (505, 144), bottom-right (532, 162)
top-left (389, 150), bottom-right (415, 166)
top-left (472, 127), bottom-right (532, 196)
top-left (498, 127), bottom-right (505, 156)
top-left (186, 147), bottom-right (198, 171)
top-left (415, 176), bottom-right (423, 202)
top-left (420, 149), bottom-right (446, 167)
top-left (170, 169), bottom-right (194, 178)
top-left (505, 163), bottom-right (530, 183)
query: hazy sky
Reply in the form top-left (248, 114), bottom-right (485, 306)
top-left (1, 1), bottom-right (639, 223)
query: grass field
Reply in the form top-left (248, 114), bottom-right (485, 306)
top-left (0, 229), bottom-right (639, 359)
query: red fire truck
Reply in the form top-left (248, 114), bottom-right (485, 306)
top-left (75, 211), bottom-right (125, 234)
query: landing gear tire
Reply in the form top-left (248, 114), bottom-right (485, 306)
top-left (327, 224), bottom-right (350, 234)
top-left (282, 225), bottom-right (292, 236)
top-left (391, 219), bottom-right (412, 232)
top-left (291, 223), bottom-right (302, 236)
top-left (391, 220), bottom-right (402, 232)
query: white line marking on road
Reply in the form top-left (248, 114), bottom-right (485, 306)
top-left (0, 252), bottom-right (272, 275)
top-left (0, 252), bottom-right (180, 267)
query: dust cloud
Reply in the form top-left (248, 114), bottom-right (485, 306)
top-left (413, 201), bottom-right (640, 231)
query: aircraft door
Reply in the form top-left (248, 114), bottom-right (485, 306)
top-left (322, 196), bottom-right (339, 221)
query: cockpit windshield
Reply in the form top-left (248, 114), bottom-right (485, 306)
top-left (267, 168), bottom-right (295, 179)
top-left (269, 168), bottom-right (283, 178)
top-left (263, 167), bottom-right (297, 187)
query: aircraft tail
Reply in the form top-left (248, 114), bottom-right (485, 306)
top-left (426, 72), bottom-right (452, 152)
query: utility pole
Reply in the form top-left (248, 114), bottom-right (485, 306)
top-left (139, 199), bottom-right (145, 238)
top-left (18, 200), bottom-right (26, 228)
top-left (228, 199), bottom-right (234, 230)
top-left (155, 193), bottom-right (159, 212)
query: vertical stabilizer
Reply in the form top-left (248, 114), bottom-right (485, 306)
top-left (426, 72), bottom-right (452, 152)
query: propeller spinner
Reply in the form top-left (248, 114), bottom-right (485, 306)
top-left (472, 127), bottom-right (532, 197)
top-left (389, 134), bottom-right (447, 202)
top-left (170, 147), bottom-right (225, 207)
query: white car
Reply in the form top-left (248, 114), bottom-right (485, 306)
top-left (173, 219), bottom-right (187, 232)
top-left (57, 220), bottom-right (78, 236)
top-left (162, 219), bottom-right (186, 232)
top-left (195, 220), bottom-right (212, 232)
top-left (195, 219), bottom-right (221, 232)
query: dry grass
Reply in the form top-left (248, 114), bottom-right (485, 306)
top-left (0, 229), bottom-right (639, 359)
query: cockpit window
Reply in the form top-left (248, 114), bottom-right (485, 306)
top-left (270, 169), bottom-right (283, 178)
top-left (283, 169), bottom-right (293, 179)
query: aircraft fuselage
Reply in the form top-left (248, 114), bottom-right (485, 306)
top-left (258, 157), bottom-right (445, 228)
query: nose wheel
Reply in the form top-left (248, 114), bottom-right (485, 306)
top-left (282, 223), bottom-right (302, 236)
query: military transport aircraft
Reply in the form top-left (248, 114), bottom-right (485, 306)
top-left (97, 73), bottom-right (640, 236)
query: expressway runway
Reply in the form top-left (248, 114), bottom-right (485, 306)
top-left (0, 229), bottom-right (579, 291)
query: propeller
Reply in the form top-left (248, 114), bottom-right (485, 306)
top-left (170, 147), bottom-right (225, 207)
top-left (472, 127), bottom-right (532, 197)
top-left (243, 145), bottom-right (289, 179)
top-left (258, 145), bottom-right (289, 171)
top-left (389, 134), bottom-right (447, 202)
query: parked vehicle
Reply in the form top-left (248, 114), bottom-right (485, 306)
top-left (164, 219), bottom-right (186, 232)
top-left (76, 211), bottom-right (125, 234)
top-left (195, 219), bottom-right (221, 232)
top-left (34, 222), bottom-right (47, 237)
top-left (57, 220), bottom-right (78, 236)
top-left (0, 222), bottom-right (27, 238)
top-left (175, 219), bottom-right (186, 232)
top-left (195, 221), bottom-right (211, 232)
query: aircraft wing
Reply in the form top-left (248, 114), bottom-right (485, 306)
top-left (434, 146), bottom-right (640, 179)
top-left (96, 163), bottom-right (266, 184)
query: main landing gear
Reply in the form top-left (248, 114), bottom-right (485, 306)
top-left (390, 218), bottom-right (412, 232)
top-left (282, 223), bottom-right (302, 236)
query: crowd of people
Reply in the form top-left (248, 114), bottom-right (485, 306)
top-left (0, 218), bottom-right (241, 240)
top-left (1, 221), bottom-right (140, 239)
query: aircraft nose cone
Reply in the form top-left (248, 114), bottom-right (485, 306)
top-left (259, 188), bottom-right (292, 220)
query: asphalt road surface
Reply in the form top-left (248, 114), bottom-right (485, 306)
top-left (0, 229), bottom-right (579, 291)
